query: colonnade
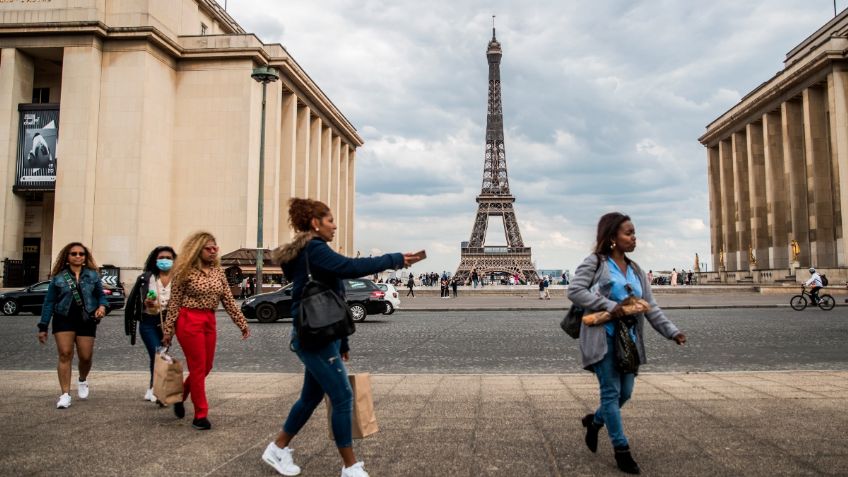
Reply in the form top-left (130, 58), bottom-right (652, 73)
top-left (706, 69), bottom-right (848, 273)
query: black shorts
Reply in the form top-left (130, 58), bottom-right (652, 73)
top-left (52, 313), bottom-right (98, 337)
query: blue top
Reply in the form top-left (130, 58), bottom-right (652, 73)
top-left (605, 257), bottom-right (643, 336)
top-left (282, 238), bottom-right (404, 353)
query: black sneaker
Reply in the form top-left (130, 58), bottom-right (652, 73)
top-left (173, 401), bottom-right (185, 419)
top-left (192, 418), bottom-right (212, 430)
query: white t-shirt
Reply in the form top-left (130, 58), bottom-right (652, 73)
top-left (146, 275), bottom-right (172, 313)
top-left (805, 273), bottom-right (823, 288)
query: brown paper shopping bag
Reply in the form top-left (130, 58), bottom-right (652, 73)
top-left (152, 350), bottom-right (184, 405)
top-left (326, 373), bottom-right (379, 440)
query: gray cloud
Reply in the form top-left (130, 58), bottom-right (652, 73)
top-left (228, 0), bottom-right (840, 273)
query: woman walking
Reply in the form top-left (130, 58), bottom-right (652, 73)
top-left (162, 232), bottom-right (250, 430)
top-left (262, 198), bottom-right (422, 477)
top-left (568, 213), bottom-right (687, 474)
top-left (126, 246), bottom-right (177, 402)
top-left (37, 243), bottom-right (109, 409)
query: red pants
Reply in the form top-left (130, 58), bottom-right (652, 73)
top-left (175, 308), bottom-right (216, 419)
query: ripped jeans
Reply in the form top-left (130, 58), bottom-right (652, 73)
top-left (283, 338), bottom-right (353, 448)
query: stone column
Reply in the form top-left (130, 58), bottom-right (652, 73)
top-left (707, 146), bottom-right (722, 271)
top-left (294, 105), bottom-right (310, 198)
top-left (802, 86), bottom-right (836, 267)
top-left (339, 144), bottom-right (349, 255)
top-left (732, 131), bottom-right (751, 271)
top-left (330, 135), bottom-right (341, 248)
top-left (828, 68), bottom-right (848, 267)
top-left (278, 92), bottom-right (297, 244)
top-left (53, 43), bottom-right (103, 255)
top-left (320, 126), bottom-right (331, 205)
top-left (0, 48), bottom-right (33, 268)
top-left (781, 99), bottom-right (811, 267)
top-left (347, 147), bottom-right (356, 256)
top-left (718, 139), bottom-right (737, 270)
top-left (309, 116), bottom-right (322, 200)
top-left (746, 122), bottom-right (768, 270)
top-left (763, 111), bottom-right (789, 269)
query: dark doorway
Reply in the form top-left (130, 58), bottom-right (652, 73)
top-left (22, 237), bottom-right (40, 285)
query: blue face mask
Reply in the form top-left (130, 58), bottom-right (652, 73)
top-left (156, 258), bottom-right (173, 271)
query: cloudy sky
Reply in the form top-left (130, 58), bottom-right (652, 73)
top-left (228, 0), bottom-right (843, 275)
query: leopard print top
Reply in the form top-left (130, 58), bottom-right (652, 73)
top-left (163, 267), bottom-right (248, 336)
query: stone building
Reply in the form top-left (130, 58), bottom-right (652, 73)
top-left (699, 10), bottom-right (848, 284)
top-left (0, 0), bottom-right (362, 286)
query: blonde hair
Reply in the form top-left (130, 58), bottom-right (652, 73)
top-left (172, 231), bottom-right (219, 286)
top-left (51, 242), bottom-right (99, 277)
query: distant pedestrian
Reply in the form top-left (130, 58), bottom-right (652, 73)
top-left (248, 276), bottom-right (256, 296)
top-left (543, 277), bottom-right (551, 300)
top-left (451, 278), bottom-right (459, 298)
top-left (646, 270), bottom-right (653, 285)
top-left (265, 197), bottom-right (422, 477)
top-left (440, 278), bottom-right (449, 298)
top-left (126, 245), bottom-right (177, 403)
top-left (670, 268), bottom-right (678, 287)
top-left (472, 270), bottom-right (479, 288)
top-left (538, 278), bottom-right (546, 299)
top-left (162, 232), bottom-right (251, 431)
top-left (37, 242), bottom-right (109, 409)
top-left (568, 212), bottom-right (686, 474)
top-left (406, 274), bottom-right (415, 297)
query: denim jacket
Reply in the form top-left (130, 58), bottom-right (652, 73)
top-left (39, 268), bottom-right (109, 328)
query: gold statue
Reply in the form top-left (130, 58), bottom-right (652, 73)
top-left (748, 245), bottom-right (757, 266)
top-left (718, 248), bottom-right (725, 268)
top-left (694, 253), bottom-right (700, 271)
top-left (790, 240), bottom-right (800, 262)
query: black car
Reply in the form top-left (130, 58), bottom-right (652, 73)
top-left (0, 281), bottom-right (126, 316)
top-left (241, 278), bottom-right (387, 323)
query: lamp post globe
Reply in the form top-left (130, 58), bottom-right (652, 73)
top-left (252, 66), bottom-right (279, 296)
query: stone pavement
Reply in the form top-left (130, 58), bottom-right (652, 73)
top-left (2, 370), bottom-right (845, 476)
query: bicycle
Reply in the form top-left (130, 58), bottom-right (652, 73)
top-left (790, 286), bottom-right (835, 311)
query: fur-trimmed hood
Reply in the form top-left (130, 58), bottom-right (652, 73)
top-left (272, 232), bottom-right (316, 265)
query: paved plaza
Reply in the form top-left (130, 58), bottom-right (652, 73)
top-left (1, 370), bottom-right (846, 476)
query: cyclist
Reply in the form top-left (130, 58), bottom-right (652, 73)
top-left (804, 267), bottom-right (823, 305)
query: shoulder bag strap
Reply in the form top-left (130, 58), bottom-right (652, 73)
top-left (62, 270), bottom-right (85, 308)
top-left (304, 248), bottom-right (313, 281)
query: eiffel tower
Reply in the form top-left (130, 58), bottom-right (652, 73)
top-left (454, 26), bottom-right (539, 285)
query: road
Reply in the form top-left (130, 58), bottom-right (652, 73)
top-left (1, 308), bottom-right (846, 373)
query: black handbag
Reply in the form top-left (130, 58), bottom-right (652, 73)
top-left (614, 317), bottom-right (640, 374)
top-left (296, 250), bottom-right (355, 350)
top-left (560, 254), bottom-right (601, 339)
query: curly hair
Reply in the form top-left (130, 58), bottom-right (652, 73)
top-left (288, 197), bottom-right (330, 232)
top-left (51, 242), bottom-right (99, 277)
top-left (594, 212), bottom-right (632, 255)
top-left (171, 232), bottom-right (219, 286)
top-left (142, 246), bottom-right (177, 275)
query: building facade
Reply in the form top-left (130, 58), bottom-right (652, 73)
top-left (0, 0), bottom-right (362, 286)
top-left (700, 10), bottom-right (848, 284)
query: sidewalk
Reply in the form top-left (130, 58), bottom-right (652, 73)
top-left (1, 370), bottom-right (844, 476)
top-left (397, 292), bottom-right (804, 311)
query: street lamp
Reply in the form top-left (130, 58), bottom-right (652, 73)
top-left (251, 66), bottom-right (280, 294)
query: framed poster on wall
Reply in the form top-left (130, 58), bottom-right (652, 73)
top-left (14, 104), bottom-right (59, 192)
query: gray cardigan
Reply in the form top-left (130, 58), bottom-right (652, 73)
top-left (567, 253), bottom-right (681, 370)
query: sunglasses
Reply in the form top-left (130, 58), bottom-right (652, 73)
top-left (69, 252), bottom-right (86, 257)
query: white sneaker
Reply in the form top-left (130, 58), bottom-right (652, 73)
top-left (56, 393), bottom-right (72, 409)
top-left (262, 442), bottom-right (301, 476)
top-left (77, 380), bottom-right (89, 400)
top-left (341, 462), bottom-right (370, 477)
top-left (144, 388), bottom-right (157, 402)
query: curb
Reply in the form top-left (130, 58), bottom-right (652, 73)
top-left (398, 304), bottom-right (799, 312)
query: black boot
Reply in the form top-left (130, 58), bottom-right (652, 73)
top-left (614, 446), bottom-right (641, 474)
top-left (581, 414), bottom-right (603, 453)
top-left (173, 401), bottom-right (185, 419)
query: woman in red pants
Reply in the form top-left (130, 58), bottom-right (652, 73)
top-left (162, 231), bottom-right (250, 430)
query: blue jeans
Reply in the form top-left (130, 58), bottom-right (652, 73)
top-left (283, 338), bottom-right (353, 448)
top-left (138, 315), bottom-right (163, 387)
top-left (593, 335), bottom-right (636, 448)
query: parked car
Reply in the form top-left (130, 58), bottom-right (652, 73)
top-left (375, 283), bottom-right (400, 315)
top-left (0, 280), bottom-right (126, 316)
top-left (241, 278), bottom-right (387, 323)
